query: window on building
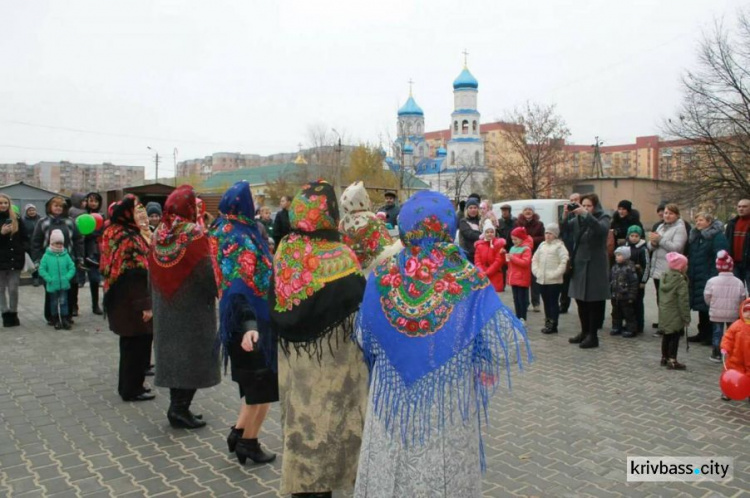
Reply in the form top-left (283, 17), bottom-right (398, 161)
top-left (462, 120), bottom-right (469, 134)
top-left (454, 121), bottom-right (458, 133)
top-left (417, 123), bottom-right (422, 134)
top-left (451, 151), bottom-right (455, 165)
top-left (472, 121), bottom-right (477, 133)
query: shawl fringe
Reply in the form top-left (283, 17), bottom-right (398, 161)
top-left (279, 312), bottom-right (356, 361)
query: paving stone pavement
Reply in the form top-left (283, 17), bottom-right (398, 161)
top-left (1, 283), bottom-right (749, 497)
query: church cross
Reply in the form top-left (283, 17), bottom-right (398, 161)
top-left (462, 49), bottom-right (469, 67)
top-left (408, 78), bottom-right (414, 96)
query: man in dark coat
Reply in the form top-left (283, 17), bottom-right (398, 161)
top-left (32, 196), bottom-right (84, 324)
top-left (272, 195), bottom-right (292, 250)
top-left (22, 204), bottom-right (41, 286)
top-left (610, 200), bottom-right (643, 246)
top-left (516, 205), bottom-right (545, 311)
top-left (83, 192), bottom-right (104, 315)
top-left (559, 193), bottom-right (580, 313)
top-left (377, 190), bottom-right (400, 227)
top-left (725, 199), bottom-right (750, 289)
top-left (459, 198), bottom-right (482, 264)
top-left (497, 204), bottom-right (516, 249)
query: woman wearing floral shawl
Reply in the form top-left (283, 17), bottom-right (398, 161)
top-left (210, 181), bottom-right (277, 465)
top-left (269, 180), bottom-right (368, 498)
top-left (149, 185), bottom-right (220, 429)
top-left (339, 181), bottom-right (402, 275)
top-left (354, 190), bottom-right (531, 497)
top-left (100, 195), bottom-right (154, 402)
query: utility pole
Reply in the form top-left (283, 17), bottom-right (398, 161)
top-left (591, 137), bottom-right (604, 178)
top-left (147, 146), bottom-right (159, 182)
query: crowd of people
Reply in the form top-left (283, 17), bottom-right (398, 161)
top-left (3, 183), bottom-right (750, 496)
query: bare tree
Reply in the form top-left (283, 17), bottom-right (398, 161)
top-left (444, 161), bottom-right (483, 203)
top-left (664, 11), bottom-right (750, 204)
top-left (490, 102), bottom-right (570, 199)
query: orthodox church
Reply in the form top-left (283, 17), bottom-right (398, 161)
top-left (386, 59), bottom-right (490, 199)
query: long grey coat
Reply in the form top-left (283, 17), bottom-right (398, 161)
top-left (567, 208), bottom-right (611, 302)
top-left (152, 259), bottom-right (221, 390)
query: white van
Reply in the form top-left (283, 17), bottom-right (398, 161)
top-left (492, 199), bottom-right (569, 227)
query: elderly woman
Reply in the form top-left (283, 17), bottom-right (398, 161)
top-left (686, 212), bottom-right (728, 345)
top-left (0, 194), bottom-right (27, 327)
top-left (100, 195), bottom-right (154, 402)
top-left (565, 193), bottom-right (611, 349)
top-left (354, 190), bottom-right (530, 497)
top-left (648, 203), bottom-right (688, 332)
top-left (150, 185), bottom-right (220, 429)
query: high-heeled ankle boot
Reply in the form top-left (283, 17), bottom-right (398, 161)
top-left (227, 426), bottom-right (243, 452)
top-left (167, 388), bottom-right (206, 429)
top-left (568, 333), bottom-right (584, 344)
top-left (235, 438), bottom-right (276, 464)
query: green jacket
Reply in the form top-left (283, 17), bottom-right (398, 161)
top-left (38, 247), bottom-right (76, 293)
top-left (658, 269), bottom-right (691, 334)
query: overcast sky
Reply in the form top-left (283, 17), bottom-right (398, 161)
top-left (0, 0), bottom-right (743, 178)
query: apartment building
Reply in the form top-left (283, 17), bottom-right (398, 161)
top-left (0, 162), bottom-right (145, 194)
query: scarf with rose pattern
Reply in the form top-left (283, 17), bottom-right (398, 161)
top-left (99, 194), bottom-right (150, 294)
top-left (269, 180), bottom-right (365, 354)
top-left (358, 190), bottom-right (531, 469)
top-left (339, 181), bottom-right (394, 271)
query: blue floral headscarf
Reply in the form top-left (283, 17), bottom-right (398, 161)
top-left (358, 190), bottom-right (531, 468)
top-left (211, 181), bottom-right (274, 370)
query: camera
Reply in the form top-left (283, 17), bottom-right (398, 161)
top-left (566, 203), bottom-right (579, 211)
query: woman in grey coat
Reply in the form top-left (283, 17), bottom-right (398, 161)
top-left (149, 185), bottom-right (220, 429)
top-left (565, 193), bottom-right (611, 349)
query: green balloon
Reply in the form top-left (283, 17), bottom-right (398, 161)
top-left (76, 213), bottom-right (96, 235)
top-left (11, 205), bottom-right (19, 214)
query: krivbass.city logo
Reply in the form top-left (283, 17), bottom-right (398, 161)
top-left (627, 457), bottom-right (733, 482)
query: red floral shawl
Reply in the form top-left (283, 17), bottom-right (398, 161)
top-left (99, 195), bottom-right (150, 293)
top-left (149, 185), bottom-right (212, 298)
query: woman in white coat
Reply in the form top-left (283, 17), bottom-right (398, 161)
top-left (648, 203), bottom-right (688, 332)
top-left (531, 223), bottom-right (569, 334)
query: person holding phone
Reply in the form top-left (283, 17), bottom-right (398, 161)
top-left (0, 194), bottom-right (28, 327)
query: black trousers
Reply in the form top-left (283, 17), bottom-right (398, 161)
top-left (530, 274), bottom-right (540, 307)
top-left (611, 299), bottom-right (637, 333)
top-left (539, 284), bottom-right (562, 323)
top-left (661, 332), bottom-right (681, 359)
top-left (119, 334), bottom-right (153, 399)
top-left (697, 311), bottom-right (712, 340)
top-left (576, 300), bottom-right (605, 337)
top-left (635, 287), bottom-right (645, 332)
top-left (512, 286), bottom-right (529, 320)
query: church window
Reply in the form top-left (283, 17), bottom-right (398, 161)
top-left (451, 151), bottom-right (455, 165)
top-left (454, 121), bottom-right (458, 133)
top-left (472, 121), bottom-right (477, 133)
top-left (417, 123), bottom-right (422, 134)
top-left (462, 120), bottom-right (468, 134)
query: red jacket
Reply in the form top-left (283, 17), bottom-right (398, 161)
top-left (507, 236), bottom-right (533, 287)
top-left (721, 299), bottom-right (750, 374)
top-left (475, 237), bottom-right (506, 291)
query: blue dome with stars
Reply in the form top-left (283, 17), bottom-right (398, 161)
top-left (398, 96), bottom-right (424, 116)
top-left (453, 68), bottom-right (478, 90)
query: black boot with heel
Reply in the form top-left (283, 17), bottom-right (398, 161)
top-left (235, 438), bottom-right (276, 464)
top-left (167, 388), bottom-right (206, 429)
top-left (227, 426), bottom-right (243, 452)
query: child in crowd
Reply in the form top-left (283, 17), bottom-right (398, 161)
top-left (474, 219), bottom-right (506, 292)
top-left (626, 225), bottom-right (650, 334)
top-left (531, 223), bottom-right (568, 334)
top-left (705, 251), bottom-right (746, 362)
top-left (720, 298), bottom-right (750, 400)
top-left (610, 246), bottom-right (640, 338)
top-left (508, 226), bottom-right (532, 322)
top-left (658, 252), bottom-right (690, 370)
top-left (38, 229), bottom-right (76, 330)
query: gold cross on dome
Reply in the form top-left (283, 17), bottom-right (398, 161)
top-left (462, 49), bottom-right (469, 67)
top-left (408, 78), bottom-right (414, 96)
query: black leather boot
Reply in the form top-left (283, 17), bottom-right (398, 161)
top-left (227, 426), bottom-right (243, 452)
top-left (568, 333), bottom-right (584, 344)
top-left (235, 438), bottom-right (276, 464)
top-left (1, 312), bottom-right (10, 327)
top-left (580, 330), bottom-right (599, 349)
top-left (9, 312), bottom-right (20, 327)
top-left (167, 389), bottom-right (206, 429)
top-left (91, 285), bottom-right (103, 315)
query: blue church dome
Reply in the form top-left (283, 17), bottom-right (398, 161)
top-left (453, 67), bottom-right (478, 89)
top-left (403, 143), bottom-right (414, 154)
top-left (436, 147), bottom-right (447, 157)
top-left (397, 96), bottom-right (424, 116)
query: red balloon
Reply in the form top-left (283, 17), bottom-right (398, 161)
top-left (92, 213), bottom-right (104, 231)
top-left (719, 369), bottom-right (750, 400)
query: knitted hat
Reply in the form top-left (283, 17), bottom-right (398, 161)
top-left (511, 226), bottom-right (527, 239)
top-left (614, 246), bottom-right (631, 259)
top-left (50, 229), bottom-right (64, 245)
top-left (716, 250), bottom-right (734, 272)
top-left (146, 202), bottom-right (162, 217)
top-left (545, 223), bottom-right (560, 238)
top-left (522, 205), bottom-right (535, 212)
top-left (24, 203), bottom-right (36, 215)
top-left (666, 252), bottom-right (688, 272)
top-left (617, 200), bottom-right (633, 212)
top-left (482, 219), bottom-right (496, 233)
top-left (627, 225), bottom-right (644, 237)
top-left (465, 198), bottom-right (480, 208)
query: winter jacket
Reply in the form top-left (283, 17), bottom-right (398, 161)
top-left (531, 239), bottom-right (569, 285)
top-left (648, 218), bottom-right (688, 280)
top-left (687, 220), bottom-right (729, 312)
top-left (83, 192), bottom-right (104, 268)
top-left (272, 208), bottom-right (291, 248)
top-left (38, 247), bottom-right (76, 293)
top-left (459, 215), bottom-right (482, 261)
top-left (105, 270), bottom-right (152, 337)
top-left (725, 215), bottom-right (750, 266)
top-left (31, 197), bottom-right (84, 265)
top-left (497, 215), bottom-right (516, 249)
top-left (377, 203), bottom-right (400, 228)
top-left (474, 237), bottom-right (506, 291)
top-left (21, 213), bottom-right (40, 251)
top-left (567, 207), bottom-right (611, 302)
top-left (560, 212), bottom-right (577, 255)
top-left (721, 303), bottom-right (750, 374)
top-left (610, 209), bottom-right (643, 245)
top-left (610, 261), bottom-right (639, 302)
top-left (627, 239), bottom-right (650, 284)
top-left (507, 236), bottom-right (532, 288)
top-left (515, 214), bottom-right (544, 252)
top-left (0, 212), bottom-right (29, 271)
top-left (704, 272), bottom-right (746, 323)
top-left (658, 269), bottom-right (690, 334)
top-left (68, 193), bottom-right (87, 220)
